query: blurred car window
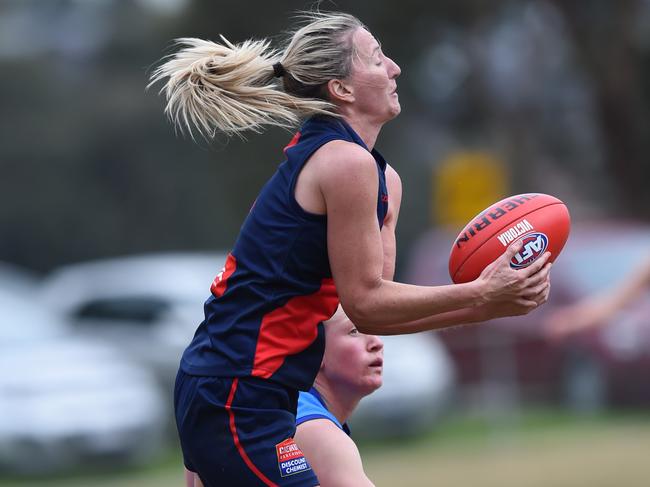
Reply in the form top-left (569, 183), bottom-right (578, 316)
top-left (75, 296), bottom-right (172, 324)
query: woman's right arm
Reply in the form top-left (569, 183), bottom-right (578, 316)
top-left (314, 141), bottom-right (551, 334)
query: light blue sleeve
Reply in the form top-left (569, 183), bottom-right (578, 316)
top-left (296, 390), bottom-right (344, 430)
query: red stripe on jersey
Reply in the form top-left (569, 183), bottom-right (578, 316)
top-left (210, 253), bottom-right (237, 298)
top-left (225, 378), bottom-right (278, 487)
top-left (283, 131), bottom-right (301, 154)
top-left (251, 278), bottom-right (339, 379)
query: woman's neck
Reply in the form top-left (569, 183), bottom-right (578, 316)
top-left (340, 113), bottom-right (382, 151)
top-left (312, 377), bottom-right (363, 425)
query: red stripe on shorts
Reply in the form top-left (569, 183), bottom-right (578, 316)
top-left (225, 378), bottom-right (278, 487)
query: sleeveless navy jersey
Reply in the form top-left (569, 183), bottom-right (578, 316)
top-left (181, 116), bottom-right (389, 390)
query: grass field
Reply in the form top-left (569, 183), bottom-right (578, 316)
top-left (362, 411), bottom-right (650, 487)
top-left (3, 411), bottom-right (650, 487)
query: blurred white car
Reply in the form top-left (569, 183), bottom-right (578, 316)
top-left (0, 289), bottom-right (167, 474)
top-left (349, 333), bottom-right (456, 438)
top-left (39, 253), bottom-right (227, 393)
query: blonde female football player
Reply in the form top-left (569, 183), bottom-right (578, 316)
top-left (152, 11), bottom-right (551, 486)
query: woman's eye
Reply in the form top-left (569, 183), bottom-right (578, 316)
top-left (349, 328), bottom-right (359, 335)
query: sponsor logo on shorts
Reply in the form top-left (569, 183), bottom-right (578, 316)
top-left (276, 438), bottom-right (312, 477)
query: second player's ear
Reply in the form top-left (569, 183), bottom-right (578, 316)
top-left (327, 78), bottom-right (354, 104)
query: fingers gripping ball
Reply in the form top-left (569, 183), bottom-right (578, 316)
top-left (449, 193), bottom-right (571, 284)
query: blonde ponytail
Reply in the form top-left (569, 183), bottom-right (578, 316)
top-left (150, 12), bottom-right (364, 139)
top-left (149, 36), bottom-right (333, 138)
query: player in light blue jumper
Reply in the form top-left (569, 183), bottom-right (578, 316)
top-left (295, 306), bottom-right (383, 486)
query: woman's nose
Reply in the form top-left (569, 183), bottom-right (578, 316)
top-left (368, 335), bottom-right (383, 352)
top-left (388, 57), bottom-right (401, 78)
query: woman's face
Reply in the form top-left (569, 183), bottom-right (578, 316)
top-left (321, 307), bottom-right (384, 396)
top-left (345, 28), bottom-right (402, 124)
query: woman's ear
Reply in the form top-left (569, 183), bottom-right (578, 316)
top-left (327, 78), bottom-right (355, 104)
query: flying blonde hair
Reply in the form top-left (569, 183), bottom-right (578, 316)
top-left (149, 12), bottom-right (365, 139)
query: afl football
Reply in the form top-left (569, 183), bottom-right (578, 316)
top-left (449, 193), bottom-right (570, 284)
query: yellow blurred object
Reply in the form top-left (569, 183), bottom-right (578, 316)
top-left (433, 151), bottom-right (509, 231)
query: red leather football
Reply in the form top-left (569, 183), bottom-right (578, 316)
top-left (449, 193), bottom-right (571, 284)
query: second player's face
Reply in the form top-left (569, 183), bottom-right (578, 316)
top-left (321, 307), bottom-right (384, 395)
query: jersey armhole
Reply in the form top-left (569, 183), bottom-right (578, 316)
top-left (295, 413), bottom-right (335, 427)
top-left (287, 134), bottom-right (345, 221)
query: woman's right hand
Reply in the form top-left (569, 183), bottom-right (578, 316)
top-left (476, 241), bottom-right (552, 317)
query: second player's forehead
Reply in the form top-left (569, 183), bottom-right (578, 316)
top-left (324, 306), bottom-right (352, 333)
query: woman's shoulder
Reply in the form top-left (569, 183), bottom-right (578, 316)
top-left (311, 139), bottom-right (376, 172)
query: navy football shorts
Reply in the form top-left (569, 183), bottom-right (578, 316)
top-left (174, 370), bottom-right (319, 487)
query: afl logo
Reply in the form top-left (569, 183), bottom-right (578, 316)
top-left (510, 232), bottom-right (548, 269)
